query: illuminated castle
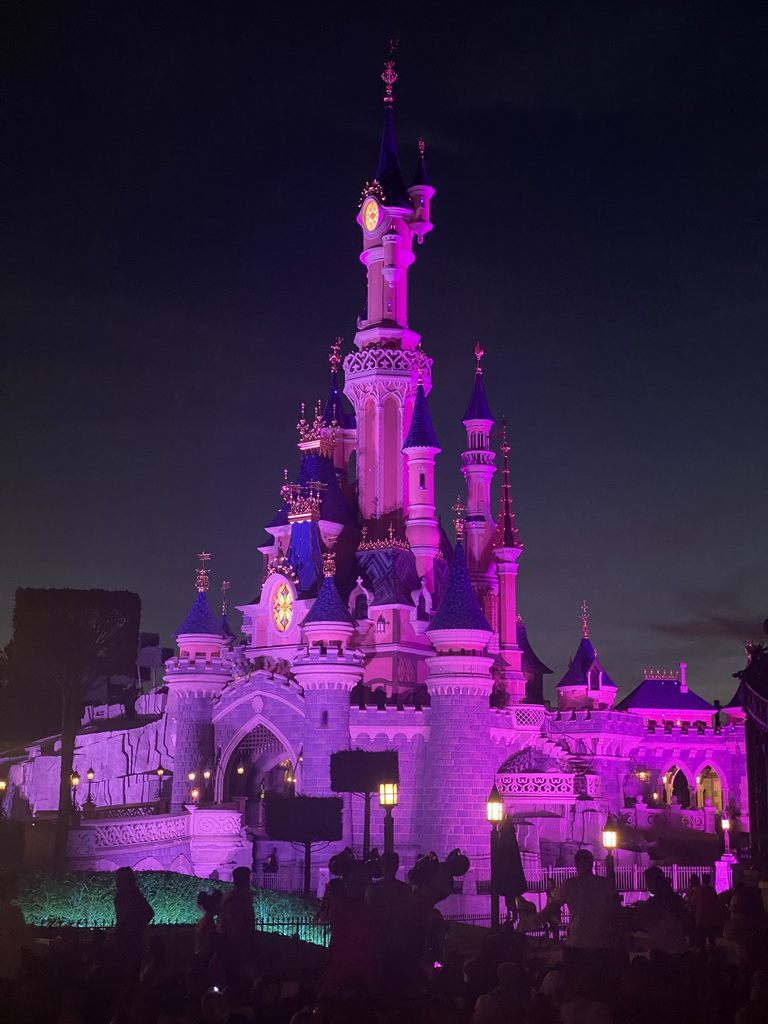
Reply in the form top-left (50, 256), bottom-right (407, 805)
top-left (0, 57), bottom-right (748, 891)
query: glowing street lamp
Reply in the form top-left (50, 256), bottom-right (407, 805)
top-left (70, 770), bottom-right (81, 810)
top-left (487, 784), bottom-right (504, 928)
top-left (379, 782), bottom-right (398, 855)
top-left (190, 787), bottom-right (200, 803)
top-left (603, 815), bottom-right (618, 887)
top-left (0, 777), bottom-right (6, 818)
top-left (722, 817), bottom-right (731, 855)
top-left (188, 770), bottom-right (197, 782)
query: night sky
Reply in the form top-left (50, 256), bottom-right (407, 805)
top-left (2, 2), bottom-right (766, 704)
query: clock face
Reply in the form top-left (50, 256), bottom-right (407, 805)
top-left (362, 198), bottom-right (380, 232)
top-left (272, 582), bottom-right (294, 632)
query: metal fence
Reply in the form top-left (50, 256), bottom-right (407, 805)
top-left (475, 863), bottom-right (716, 895)
top-left (31, 916), bottom-right (330, 946)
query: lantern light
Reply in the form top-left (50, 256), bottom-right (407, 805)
top-left (636, 769), bottom-right (648, 781)
top-left (71, 771), bottom-right (80, 787)
top-left (376, 615), bottom-right (386, 634)
top-left (602, 819), bottom-right (618, 850)
top-left (188, 770), bottom-right (197, 782)
top-left (86, 766), bottom-right (95, 782)
top-left (379, 782), bottom-right (399, 808)
top-left (156, 764), bottom-right (165, 777)
top-left (721, 817), bottom-right (730, 831)
top-left (486, 784), bottom-right (504, 824)
top-left (0, 779), bottom-right (7, 792)
top-left (236, 763), bottom-right (245, 776)
top-left (203, 768), bottom-right (211, 780)
top-left (190, 787), bottom-right (200, 801)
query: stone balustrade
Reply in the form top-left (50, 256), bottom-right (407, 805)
top-left (495, 772), bottom-right (602, 798)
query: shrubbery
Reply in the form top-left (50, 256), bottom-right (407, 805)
top-left (17, 870), bottom-right (317, 927)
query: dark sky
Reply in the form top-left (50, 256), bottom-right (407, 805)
top-left (2, 1), bottom-right (766, 703)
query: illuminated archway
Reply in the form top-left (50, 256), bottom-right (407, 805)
top-left (663, 765), bottom-right (692, 809)
top-left (224, 723), bottom-right (294, 827)
top-left (696, 765), bottom-right (723, 812)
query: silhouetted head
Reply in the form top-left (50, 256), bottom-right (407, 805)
top-left (574, 849), bottom-right (594, 875)
top-left (702, 873), bottom-right (712, 886)
top-left (115, 866), bottom-right (137, 889)
top-left (381, 851), bottom-right (400, 879)
top-left (232, 866), bottom-right (251, 888)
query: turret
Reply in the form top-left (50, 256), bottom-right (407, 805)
top-left (557, 603), bottom-right (618, 710)
top-left (322, 338), bottom-right (356, 485)
top-left (164, 554), bottom-right (232, 810)
top-left (343, 46), bottom-right (436, 527)
top-left (420, 523), bottom-right (495, 856)
top-left (402, 365), bottom-right (441, 585)
top-left (461, 345), bottom-right (498, 599)
top-left (492, 419), bottom-right (527, 702)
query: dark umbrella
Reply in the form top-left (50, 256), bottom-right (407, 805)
top-left (493, 814), bottom-right (527, 900)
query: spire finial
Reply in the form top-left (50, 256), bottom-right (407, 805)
top-left (418, 138), bottom-right (425, 157)
top-left (221, 580), bottom-right (230, 615)
top-left (474, 342), bottom-right (484, 372)
top-left (414, 345), bottom-right (427, 386)
top-left (322, 550), bottom-right (336, 578)
top-left (329, 337), bottom-right (342, 373)
top-left (382, 39), bottom-right (399, 104)
top-left (492, 416), bottom-right (520, 550)
top-left (196, 552), bottom-right (211, 593)
top-left (580, 600), bottom-right (590, 638)
top-left (452, 495), bottom-right (467, 540)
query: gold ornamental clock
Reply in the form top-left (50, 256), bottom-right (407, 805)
top-left (362, 198), bottom-right (380, 232)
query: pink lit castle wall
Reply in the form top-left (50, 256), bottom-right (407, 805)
top-left (0, 57), bottom-right (748, 895)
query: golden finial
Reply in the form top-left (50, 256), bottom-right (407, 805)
top-left (221, 580), bottom-right (230, 615)
top-left (580, 600), bottom-right (590, 638)
top-left (382, 39), bottom-right (399, 103)
top-left (414, 345), bottom-right (428, 387)
top-left (452, 495), bottom-right (467, 540)
top-left (474, 342), bottom-right (484, 371)
top-left (419, 138), bottom-right (425, 157)
top-left (329, 337), bottom-right (342, 373)
top-left (322, 550), bottom-right (336, 578)
top-left (196, 552), bottom-right (211, 593)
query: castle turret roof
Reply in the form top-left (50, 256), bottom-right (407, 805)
top-left (615, 677), bottom-right (713, 712)
top-left (517, 619), bottom-right (552, 675)
top-left (409, 143), bottom-right (432, 188)
top-left (463, 368), bottom-right (494, 422)
top-left (322, 368), bottom-right (356, 430)
top-left (376, 104), bottom-right (409, 208)
top-left (302, 572), bottom-right (355, 626)
top-left (427, 540), bottom-right (493, 633)
top-left (557, 636), bottom-right (617, 688)
top-left (725, 685), bottom-right (742, 709)
top-left (175, 590), bottom-right (226, 638)
top-left (221, 613), bottom-right (236, 640)
top-left (267, 450), bottom-right (356, 530)
top-left (403, 381), bottom-right (440, 450)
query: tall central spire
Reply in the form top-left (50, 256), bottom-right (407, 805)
top-left (493, 418), bottom-right (521, 550)
top-left (375, 41), bottom-right (409, 208)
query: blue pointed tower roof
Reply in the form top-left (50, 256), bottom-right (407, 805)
top-left (376, 104), bottom-right (410, 208)
top-left (175, 590), bottom-right (226, 638)
top-left (221, 613), bottom-right (236, 640)
top-left (517, 619), bottom-right (552, 675)
top-left (410, 139), bottom-right (432, 188)
top-left (403, 381), bottom-right (440, 449)
top-left (322, 369), bottom-right (356, 430)
top-left (464, 366), bottom-right (494, 422)
top-left (303, 570), bottom-right (355, 626)
top-left (557, 636), bottom-right (618, 688)
top-left (427, 540), bottom-right (493, 633)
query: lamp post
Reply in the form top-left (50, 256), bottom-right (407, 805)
top-left (487, 784), bottom-right (504, 929)
top-left (190, 786), bottom-right (200, 804)
top-left (722, 817), bottom-right (731, 855)
top-left (602, 815), bottom-right (618, 888)
top-left (85, 766), bottom-right (95, 801)
top-left (379, 782), bottom-right (398, 855)
top-left (0, 777), bottom-right (7, 818)
top-left (70, 771), bottom-right (81, 810)
top-left (156, 763), bottom-right (166, 798)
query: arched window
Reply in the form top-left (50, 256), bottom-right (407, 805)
top-left (696, 766), bottom-right (723, 812)
top-left (354, 593), bottom-right (369, 619)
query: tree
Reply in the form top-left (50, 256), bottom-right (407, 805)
top-left (264, 792), bottom-right (343, 898)
top-left (330, 749), bottom-right (399, 856)
top-left (2, 588), bottom-right (141, 865)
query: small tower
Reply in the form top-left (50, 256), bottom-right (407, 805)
top-left (557, 602), bottom-right (618, 710)
top-left (291, 552), bottom-right (364, 796)
top-left (164, 554), bottom-right (231, 811)
top-left (492, 419), bottom-right (527, 702)
top-left (419, 518), bottom-right (496, 856)
top-left (322, 338), bottom-right (356, 488)
top-left (402, 359), bottom-right (441, 585)
top-left (462, 345), bottom-right (498, 602)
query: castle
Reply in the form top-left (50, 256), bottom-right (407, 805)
top-left (0, 58), bottom-right (748, 893)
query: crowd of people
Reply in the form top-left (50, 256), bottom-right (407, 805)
top-left (0, 853), bottom-right (767, 1024)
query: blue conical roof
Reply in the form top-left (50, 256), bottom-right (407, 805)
top-left (303, 573), bottom-right (355, 626)
top-left (427, 541), bottom-right (493, 633)
top-left (410, 148), bottom-right (432, 188)
top-left (322, 369), bottom-right (356, 430)
top-left (376, 106), bottom-right (409, 207)
top-left (463, 369), bottom-right (494, 422)
top-left (403, 382), bottom-right (440, 450)
top-left (557, 637), bottom-right (617, 688)
top-left (175, 590), bottom-right (226, 637)
top-left (221, 613), bottom-right (236, 640)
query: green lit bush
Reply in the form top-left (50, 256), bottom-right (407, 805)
top-left (18, 870), bottom-right (318, 928)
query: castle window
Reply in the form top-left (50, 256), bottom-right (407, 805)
top-left (419, 473), bottom-right (426, 490)
top-left (354, 593), bottom-right (369, 619)
top-left (589, 667), bottom-right (600, 690)
top-left (320, 711), bottom-right (329, 728)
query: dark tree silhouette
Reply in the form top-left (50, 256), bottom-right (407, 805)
top-left (264, 792), bottom-right (343, 897)
top-left (330, 749), bottom-right (399, 856)
top-left (1, 588), bottom-right (141, 865)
